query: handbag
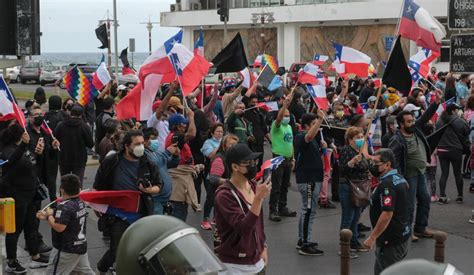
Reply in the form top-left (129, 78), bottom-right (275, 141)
top-left (348, 179), bottom-right (371, 207)
top-left (35, 181), bottom-right (50, 201)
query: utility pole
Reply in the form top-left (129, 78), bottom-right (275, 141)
top-left (113, 0), bottom-right (119, 81)
top-left (251, 12), bottom-right (275, 54)
top-left (140, 16), bottom-right (160, 55)
top-left (98, 10), bottom-right (113, 74)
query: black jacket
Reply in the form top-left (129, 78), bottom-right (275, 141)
top-left (389, 101), bottom-right (439, 176)
top-left (93, 152), bottom-right (162, 191)
top-left (54, 117), bottom-right (94, 167)
top-left (359, 86), bottom-right (375, 103)
top-left (436, 114), bottom-right (470, 152)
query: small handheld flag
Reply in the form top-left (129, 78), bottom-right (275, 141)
top-left (0, 75), bottom-right (26, 128)
top-left (255, 156), bottom-right (285, 180)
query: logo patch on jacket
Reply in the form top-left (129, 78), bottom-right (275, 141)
top-left (383, 196), bottom-right (392, 207)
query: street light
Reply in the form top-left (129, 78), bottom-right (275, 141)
top-left (251, 12), bottom-right (275, 54)
top-left (140, 16), bottom-right (159, 55)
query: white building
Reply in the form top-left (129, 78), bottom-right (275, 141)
top-left (161, 0), bottom-right (449, 70)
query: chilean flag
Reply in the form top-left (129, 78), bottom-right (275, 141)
top-left (409, 48), bottom-right (440, 82)
top-left (255, 156), bottom-right (285, 180)
top-left (92, 55), bottom-right (111, 90)
top-left (79, 190), bottom-right (141, 223)
top-left (313, 54), bottom-right (329, 66)
top-left (240, 67), bottom-right (256, 88)
top-left (306, 84), bottom-right (329, 111)
top-left (0, 76), bottom-right (26, 128)
top-left (297, 63), bottom-right (321, 85)
top-left (433, 97), bottom-right (455, 122)
top-left (253, 54), bottom-right (263, 67)
top-left (398, 0), bottom-right (446, 53)
top-left (256, 101), bottom-right (278, 112)
top-left (41, 120), bottom-right (53, 136)
top-left (333, 43), bottom-right (371, 77)
top-left (194, 27), bottom-right (204, 57)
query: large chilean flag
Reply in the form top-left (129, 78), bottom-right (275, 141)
top-left (333, 43), bottom-right (371, 78)
top-left (398, 0), bottom-right (446, 53)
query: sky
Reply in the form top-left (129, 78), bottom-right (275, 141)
top-left (40, 0), bottom-right (181, 53)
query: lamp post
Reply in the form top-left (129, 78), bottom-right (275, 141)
top-left (251, 12), bottom-right (275, 54)
top-left (140, 16), bottom-right (160, 55)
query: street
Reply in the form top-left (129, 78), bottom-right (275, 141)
top-left (2, 146), bottom-right (474, 275)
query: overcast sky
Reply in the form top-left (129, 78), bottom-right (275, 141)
top-left (41, 0), bottom-right (181, 53)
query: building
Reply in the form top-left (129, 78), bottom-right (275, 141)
top-left (160, 0), bottom-right (450, 71)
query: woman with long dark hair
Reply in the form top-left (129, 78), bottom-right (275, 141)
top-left (1, 124), bottom-right (49, 273)
top-left (444, 76), bottom-right (457, 102)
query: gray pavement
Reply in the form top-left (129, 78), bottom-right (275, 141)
top-left (2, 148), bottom-right (474, 275)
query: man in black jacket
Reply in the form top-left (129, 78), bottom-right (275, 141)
top-left (93, 129), bottom-right (162, 274)
top-left (243, 94), bottom-right (268, 170)
top-left (54, 105), bottom-right (94, 183)
top-left (389, 90), bottom-right (441, 241)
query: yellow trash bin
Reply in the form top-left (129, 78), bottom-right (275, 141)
top-left (0, 198), bottom-right (15, 234)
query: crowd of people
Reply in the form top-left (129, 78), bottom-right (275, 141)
top-left (1, 67), bottom-right (473, 274)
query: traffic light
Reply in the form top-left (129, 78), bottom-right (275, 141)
top-left (217, 0), bottom-right (229, 22)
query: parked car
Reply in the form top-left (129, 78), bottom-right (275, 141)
top-left (7, 67), bottom-right (20, 83)
top-left (19, 61), bottom-right (53, 84)
top-left (40, 65), bottom-right (62, 86)
top-left (286, 62), bottom-right (307, 88)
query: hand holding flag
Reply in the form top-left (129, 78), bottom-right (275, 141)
top-left (255, 156), bottom-right (285, 180)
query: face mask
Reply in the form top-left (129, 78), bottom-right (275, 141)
top-left (33, 116), bottom-right (43, 127)
top-left (382, 94), bottom-right (389, 101)
top-left (405, 125), bottom-right (415, 134)
top-left (344, 99), bottom-right (351, 106)
top-left (413, 111), bottom-right (420, 118)
top-left (419, 95), bottom-right (426, 102)
top-left (243, 164), bottom-right (258, 181)
top-left (132, 144), bottom-right (145, 158)
top-left (149, 140), bottom-right (159, 152)
top-left (282, 117), bottom-right (290, 125)
top-left (354, 138), bottom-right (364, 149)
top-left (335, 111), bottom-right (345, 118)
top-left (369, 162), bottom-right (382, 178)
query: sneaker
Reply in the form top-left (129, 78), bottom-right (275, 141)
top-left (430, 195), bottom-right (439, 202)
top-left (6, 259), bottom-right (27, 274)
top-left (319, 201), bottom-right (337, 209)
top-left (298, 245), bottom-right (324, 256)
top-left (30, 254), bottom-right (49, 269)
top-left (350, 243), bottom-right (369, 252)
top-left (358, 223), bottom-right (371, 232)
top-left (38, 242), bottom-right (53, 253)
top-left (269, 211), bottom-right (281, 222)
top-left (414, 229), bottom-right (434, 238)
top-left (455, 197), bottom-right (463, 204)
top-left (296, 240), bottom-right (318, 249)
top-left (200, 220), bottom-right (212, 230)
top-left (438, 197), bottom-right (450, 205)
top-left (469, 218), bottom-right (474, 224)
top-left (338, 251), bottom-right (359, 259)
top-left (278, 207), bottom-right (297, 217)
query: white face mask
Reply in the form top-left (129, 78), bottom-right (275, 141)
top-left (132, 144), bottom-right (145, 158)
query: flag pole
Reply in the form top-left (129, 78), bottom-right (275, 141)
top-left (363, 83), bottom-right (384, 147)
top-left (243, 105), bottom-right (259, 112)
top-left (201, 77), bottom-right (205, 111)
top-left (394, 0), bottom-right (405, 37)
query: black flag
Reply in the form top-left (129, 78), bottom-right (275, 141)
top-left (257, 64), bottom-right (276, 88)
top-left (119, 47), bottom-right (129, 67)
top-left (211, 33), bottom-right (248, 73)
top-left (382, 35), bottom-right (412, 96)
top-left (95, 23), bottom-right (109, 49)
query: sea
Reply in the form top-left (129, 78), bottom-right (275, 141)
top-left (31, 52), bottom-right (150, 68)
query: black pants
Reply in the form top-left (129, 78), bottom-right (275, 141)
top-left (193, 170), bottom-right (205, 204)
top-left (97, 217), bottom-right (129, 272)
top-left (6, 198), bottom-right (39, 259)
top-left (269, 158), bottom-right (292, 212)
top-left (46, 158), bottom-right (59, 201)
top-left (438, 150), bottom-right (464, 197)
top-left (251, 143), bottom-right (264, 171)
top-left (203, 179), bottom-right (217, 220)
top-left (374, 241), bottom-right (408, 275)
top-left (331, 160), bottom-right (340, 201)
top-left (60, 164), bottom-right (85, 185)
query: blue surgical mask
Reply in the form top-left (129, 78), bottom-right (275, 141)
top-left (382, 94), bottom-right (389, 101)
top-left (149, 139), bottom-right (159, 152)
top-left (282, 117), bottom-right (291, 125)
top-left (355, 138), bottom-right (364, 149)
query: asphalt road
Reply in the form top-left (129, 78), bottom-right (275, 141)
top-left (3, 144), bottom-right (474, 275)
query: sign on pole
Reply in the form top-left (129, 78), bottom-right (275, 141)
top-left (450, 34), bottom-right (474, 73)
top-left (129, 38), bottom-right (135, 52)
top-left (448, 0), bottom-right (474, 30)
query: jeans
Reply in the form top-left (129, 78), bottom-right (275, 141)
top-left (153, 201), bottom-right (164, 215)
top-left (374, 241), bottom-right (408, 275)
top-left (171, 202), bottom-right (188, 222)
top-left (338, 183), bottom-right (361, 246)
top-left (297, 182), bottom-right (322, 244)
top-left (425, 166), bottom-right (437, 196)
top-left (438, 150), bottom-right (464, 197)
top-left (97, 217), bottom-right (129, 272)
top-left (269, 158), bottom-right (292, 212)
top-left (203, 179), bottom-right (217, 220)
top-left (406, 173), bottom-right (430, 233)
top-left (6, 198), bottom-right (39, 259)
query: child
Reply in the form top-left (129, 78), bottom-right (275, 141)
top-left (37, 174), bottom-right (94, 275)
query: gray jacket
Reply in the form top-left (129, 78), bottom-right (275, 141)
top-left (436, 114), bottom-right (470, 152)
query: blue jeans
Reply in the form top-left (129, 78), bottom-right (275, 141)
top-left (339, 183), bottom-right (361, 246)
top-left (406, 173), bottom-right (430, 233)
top-left (153, 201), bottom-right (164, 215)
top-left (297, 182), bottom-right (322, 244)
top-left (171, 202), bottom-right (188, 222)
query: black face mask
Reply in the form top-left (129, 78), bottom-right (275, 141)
top-left (243, 164), bottom-right (258, 180)
top-left (405, 125), bottom-right (415, 134)
top-left (369, 163), bottom-right (382, 178)
top-left (33, 116), bottom-right (43, 127)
